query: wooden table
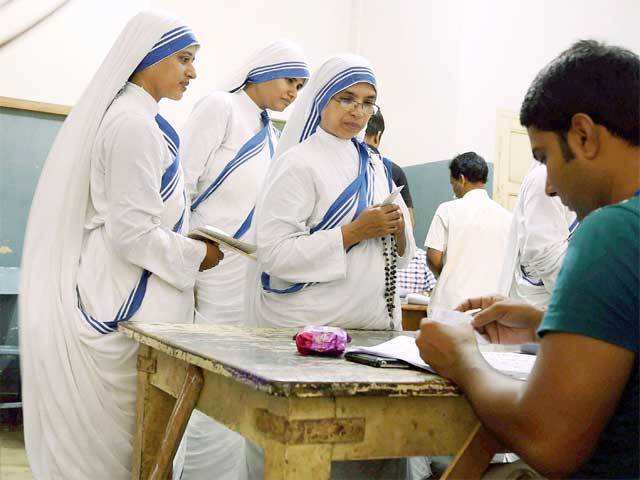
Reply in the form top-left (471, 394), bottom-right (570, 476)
top-left (120, 323), bottom-right (501, 480)
top-left (401, 303), bottom-right (428, 331)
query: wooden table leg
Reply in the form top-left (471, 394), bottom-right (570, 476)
top-left (149, 365), bottom-right (204, 480)
top-left (441, 423), bottom-right (502, 480)
top-left (132, 346), bottom-right (175, 479)
top-left (264, 443), bottom-right (332, 480)
top-left (132, 347), bottom-right (204, 480)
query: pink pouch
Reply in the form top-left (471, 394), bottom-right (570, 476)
top-left (293, 326), bottom-right (352, 357)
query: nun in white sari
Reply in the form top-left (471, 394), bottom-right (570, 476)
top-left (183, 40), bottom-right (309, 326)
top-left (19, 13), bottom-right (221, 479)
top-left (244, 54), bottom-right (416, 479)
top-left (176, 41), bottom-right (309, 480)
top-left (246, 55), bottom-right (416, 330)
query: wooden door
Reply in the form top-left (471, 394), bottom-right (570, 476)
top-left (493, 110), bottom-right (534, 210)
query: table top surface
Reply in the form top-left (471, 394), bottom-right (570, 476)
top-left (119, 323), bottom-right (458, 398)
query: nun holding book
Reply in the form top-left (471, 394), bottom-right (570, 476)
top-left (20, 12), bottom-right (222, 479)
top-left (177, 40), bottom-right (310, 480)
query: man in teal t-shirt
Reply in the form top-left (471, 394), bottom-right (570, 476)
top-left (539, 196), bottom-right (639, 478)
top-left (416, 39), bottom-right (639, 479)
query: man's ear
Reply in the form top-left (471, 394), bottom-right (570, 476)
top-left (568, 113), bottom-right (600, 161)
top-left (376, 131), bottom-right (382, 146)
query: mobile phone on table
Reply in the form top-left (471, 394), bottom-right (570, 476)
top-left (344, 352), bottom-right (412, 369)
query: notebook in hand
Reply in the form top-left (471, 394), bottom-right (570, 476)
top-left (347, 335), bottom-right (536, 379)
top-left (188, 225), bottom-right (257, 260)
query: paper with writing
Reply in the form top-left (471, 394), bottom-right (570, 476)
top-left (347, 335), bottom-right (535, 379)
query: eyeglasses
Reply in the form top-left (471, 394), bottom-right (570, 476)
top-left (331, 97), bottom-right (379, 115)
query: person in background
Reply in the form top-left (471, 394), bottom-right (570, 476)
top-left (364, 109), bottom-right (416, 227)
top-left (397, 247), bottom-right (437, 297)
top-left (425, 152), bottom-right (511, 310)
top-left (498, 161), bottom-right (578, 309)
top-left (418, 39), bottom-right (639, 479)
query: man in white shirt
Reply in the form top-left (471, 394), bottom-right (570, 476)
top-left (498, 162), bottom-right (578, 308)
top-left (425, 152), bottom-right (512, 310)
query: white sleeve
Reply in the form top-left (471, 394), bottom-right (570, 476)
top-left (520, 168), bottom-right (572, 293)
top-left (105, 115), bottom-right (206, 291)
top-left (180, 94), bottom-right (230, 200)
top-left (256, 156), bottom-right (347, 284)
top-left (425, 204), bottom-right (448, 252)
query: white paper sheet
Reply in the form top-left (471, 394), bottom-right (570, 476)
top-left (381, 185), bottom-right (404, 205)
top-left (348, 335), bottom-right (536, 379)
top-left (430, 307), bottom-right (489, 344)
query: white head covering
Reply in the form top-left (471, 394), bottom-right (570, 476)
top-left (19, 12), bottom-right (198, 478)
top-left (222, 39), bottom-right (310, 93)
top-left (274, 54), bottom-right (376, 159)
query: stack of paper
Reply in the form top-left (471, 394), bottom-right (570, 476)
top-left (347, 335), bottom-right (536, 379)
top-left (406, 293), bottom-right (430, 305)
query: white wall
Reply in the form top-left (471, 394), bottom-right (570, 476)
top-left (2, 0), bottom-right (639, 165)
top-left (355, 0), bottom-right (640, 166)
top-left (356, 1), bottom-right (464, 165)
top-left (0, 0), bottom-right (148, 105)
top-left (0, 0), bottom-right (355, 127)
top-left (152, 0), bottom-right (356, 127)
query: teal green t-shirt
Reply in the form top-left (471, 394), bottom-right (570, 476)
top-left (538, 195), bottom-right (639, 479)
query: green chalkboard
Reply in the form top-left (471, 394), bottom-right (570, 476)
top-left (0, 104), bottom-right (66, 357)
top-left (0, 106), bottom-right (65, 274)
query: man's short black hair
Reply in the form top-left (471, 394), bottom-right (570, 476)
top-left (520, 39), bottom-right (640, 146)
top-left (449, 152), bottom-right (488, 183)
top-left (365, 110), bottom-right (385, 137)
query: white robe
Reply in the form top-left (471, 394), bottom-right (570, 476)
top-left (498, 162), bottom-right (577, 308)
top-left (19, 13), bottom-right (203, 479)
top-left (182, 89), bottom-right (274, 325)
top-left (246, 127), bottom-right (416, 330)
top-left (244, 127), bottom-right (415, 480)
top-left (425, 189), bottom-right (512, 310)
top-left (78, 83), bottom-right (203, 326)
top-left (23, 82), bottom-right (204, 480)
top-left (178, 90), bottom-right (273, 480)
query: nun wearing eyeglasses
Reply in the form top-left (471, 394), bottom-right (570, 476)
top-left (244, 54), bottom-right (416, 479)
top-left (175, 40), bottom-right (309, 480)
top-left (19, 12), bottom-right (222, 479)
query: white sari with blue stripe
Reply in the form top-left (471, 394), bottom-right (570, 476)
top-left (19, 14), bottom-right (204, 479)
top-left (75, 83), bottom-right (204, 479)
top-left (244, 130), bottom-right (416, 480)
top-left (77, 83), bottom-right (200, 333)
top-left (177, 41), bottom-right (309, 480)
top-left (244, 53), bottom-right (416, 480)
top-left (181, 42), bottom-right (309, 327)
top-left (248, 126), bottom-right (415, 330)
